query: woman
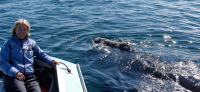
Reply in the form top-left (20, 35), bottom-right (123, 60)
top-left (0, 19), bottom-right (59, 92)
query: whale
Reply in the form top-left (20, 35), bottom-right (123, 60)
top-left (93, 37), bottom-right (200, 92)
top-left (93, 37), bottom-right (132, 52)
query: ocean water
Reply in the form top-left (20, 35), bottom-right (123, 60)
top-left (0, 0), bottom-right (200, 92)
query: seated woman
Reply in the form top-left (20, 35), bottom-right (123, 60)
top-left (0, 19), bottom-right (59, 92)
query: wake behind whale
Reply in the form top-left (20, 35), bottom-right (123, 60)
top-left (93, 37), bottom-right (200, 92)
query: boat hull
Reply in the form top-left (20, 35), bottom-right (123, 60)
top-left (0, 48), bottom-right (87, 92)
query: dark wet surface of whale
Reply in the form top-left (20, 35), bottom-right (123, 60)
top-left (94, 37), bottom-right (200, 92)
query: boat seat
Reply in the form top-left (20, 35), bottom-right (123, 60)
top-left (34, 58), bottom-right (52, 69)
top-left (33, 58), bottom-right (54, 92)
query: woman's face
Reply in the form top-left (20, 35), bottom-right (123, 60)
top-left (15, 23), bottom-right (28, 40)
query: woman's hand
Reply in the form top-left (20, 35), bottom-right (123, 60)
top-left (51, 60), bottom-right (60, 66)
top-left (15, 72), bottom-right (25, 81)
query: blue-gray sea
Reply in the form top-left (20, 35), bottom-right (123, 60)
top-left (0, 0), bottom-right (200, 92)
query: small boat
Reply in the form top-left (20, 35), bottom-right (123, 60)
top-left (0, 48), bottom-right (87, 92)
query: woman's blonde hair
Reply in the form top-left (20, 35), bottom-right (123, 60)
top-left (11, 19), bottom-right (31, 37)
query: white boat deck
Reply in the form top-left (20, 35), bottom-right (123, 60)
top-left (53, 57), bottom-right (87, 92)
